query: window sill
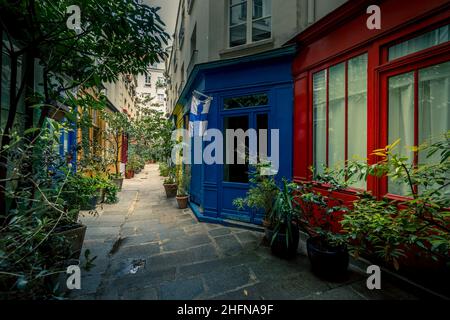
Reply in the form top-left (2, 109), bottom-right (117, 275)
top-left (219, 38), bottom-right (274, 58)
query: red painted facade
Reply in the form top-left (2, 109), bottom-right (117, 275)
top-left (292, 0), bottom-right (450, 201)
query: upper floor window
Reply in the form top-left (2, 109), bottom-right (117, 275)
top-left (145, 72), bottom-right (152, 86)
top-left (187, 0), bottom-right (195, 14)
top-left (179, 1), bottom-right (186, 47)
top-left (388, 24), bottom-right (449, 61)
top-left (229, 0), bottom-right (272, 48)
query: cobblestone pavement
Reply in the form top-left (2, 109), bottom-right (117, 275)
top-left (71, 165), bottom-right (417, 300)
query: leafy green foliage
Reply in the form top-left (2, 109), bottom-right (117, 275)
top-left (158, 162), bottom-right (170, 177)
top-left (176, 167), bottom-right (190, 197)
top-left (233, 162), bottom-right (279, 221)
top-left (0, 125), bottom-right (87, 299)
top-left (0, 0), bottom-right (170, 299)
top-left (82, 249), bottom-right (97, 272)
top-left (339, 131), bottom-right (450, 269)
top-left (268, 179), bottom-right (300, 247)
top-left (163, 165), bottom-right (177, 185)
top-left (104, 183), bottom-right (119, 204)
top-left (101, 111), bottom-right (132, 177)
top-left (130, 107), bottom-right (173, 163)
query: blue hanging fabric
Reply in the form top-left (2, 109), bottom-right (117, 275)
top-left (189, 93), bottom-right (211, 137)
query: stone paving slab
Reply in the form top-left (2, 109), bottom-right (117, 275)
top-left (70, 164), bottom-right (418, 300)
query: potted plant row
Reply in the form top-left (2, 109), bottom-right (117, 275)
top-left (234, 162), bottom-right (350, 278)
top-left (233, 133), bottom-right (450, 289)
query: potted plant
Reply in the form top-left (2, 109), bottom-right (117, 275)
top-left (233, 163), bottom-right (279, 229)
top-left (294, 174), bottom-right (350, 279)
top-left (176, 170), bottom-right (190, 209)
top-left (163, 166), bottom-right (178, 198)
top-left (159, 162), bottom-right (170, 177)
top-left (104, 182), bottom-right (120, 204)
top-left (266, 179), bottom-right (301, 259)
top-left (233, 164), bottom-right (299, 258)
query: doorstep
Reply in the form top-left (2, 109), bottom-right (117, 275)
top-left (189, 202), bottom-right (265, 233)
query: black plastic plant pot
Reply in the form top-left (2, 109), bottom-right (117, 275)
top-left (266, 225), bottom-right (300, 259)
top-left (53, 223), bottom-right (87, 260)
top-left (307, 236), bottom-right (349, 280)
top-left (81, 195), bottom-right (98, 211)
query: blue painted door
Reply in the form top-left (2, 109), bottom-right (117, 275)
top-left (218, 91), bottom-right (271, 224)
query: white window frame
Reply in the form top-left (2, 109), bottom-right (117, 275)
top-left (228, 0), bottom-right (272, 48)
top-left (145, 72), bottom-right (152, 86)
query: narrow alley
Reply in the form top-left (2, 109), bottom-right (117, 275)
top-left (71, 165), bottom-right (417, 300)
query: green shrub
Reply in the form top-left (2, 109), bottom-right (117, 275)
top-left (159, 162), bottom-right (170, 177)
top-left (340, 132), bottom-right (450, 269)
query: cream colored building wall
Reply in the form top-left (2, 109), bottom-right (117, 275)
top-left (166, 0), bottom-right (348, 114)
top-left (103, 74), bottom-right (138, 119)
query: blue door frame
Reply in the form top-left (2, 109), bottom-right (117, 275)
top-left (218, 89), bottom-right (273, 224)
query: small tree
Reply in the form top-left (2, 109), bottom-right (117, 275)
top-left (102, 111), bottom-right (131, 177)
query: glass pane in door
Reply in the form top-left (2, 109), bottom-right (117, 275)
top-left (256, 113), bottom-right (269, 162)
top-left (224, 115), bottom-right (249, 183)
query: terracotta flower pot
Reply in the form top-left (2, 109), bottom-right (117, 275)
top-left (163, 183), bottom-right (178, 198)
top-left (176, 195), bottom-right (189, 209)
top-left (125, 170), bottom-right (134, 179)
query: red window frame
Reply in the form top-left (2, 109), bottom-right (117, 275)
top-left (309, 50), bottom-right (369, 190)
top-left (378, 43), bottom-right (450, 199)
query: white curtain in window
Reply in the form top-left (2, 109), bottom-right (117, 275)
top-left (418, 61), bottom-right (450, 196)
top-left (328, 63), bottom-right (345, 170)
top-left (388, 72), bottom-right (415, 195)
top-left (348, 54), bottom-right (368, 188)
top-left (419, 61), bottom-right (450, 156)
top-left (313, 70), bottom-right (327, 175)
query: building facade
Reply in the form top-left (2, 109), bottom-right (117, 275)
top-left (291, 0), bottom-right (449, 202)
top-left (135, 62), bottom-right (167, 115)
top-left (167, 0), bottom-right (347, 226)
top-left (103, 74), bottom-right (138, 119)
top-left (166, 0), bottom-right (347, 114)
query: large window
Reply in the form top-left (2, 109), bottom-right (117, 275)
top-left (229, 0), bottom-right (271, 48)
top-left (313, 53), bottom-right (368, 188)
top-left (388, 61), bottom-right (450, 195)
